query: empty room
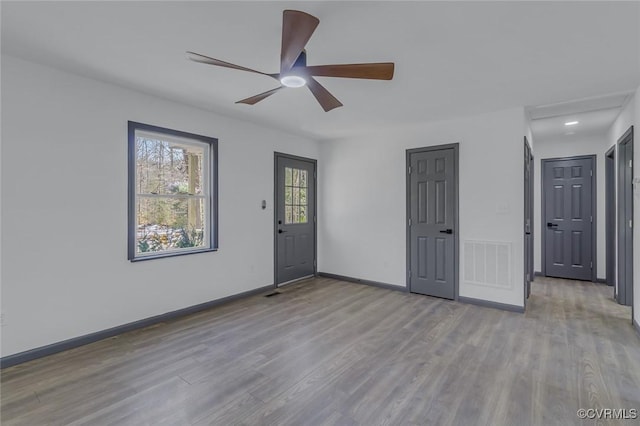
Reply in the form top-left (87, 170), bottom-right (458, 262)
top-left (1, 1), bottom-right (640, 425)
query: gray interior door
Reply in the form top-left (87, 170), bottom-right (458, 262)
top-left (617, 129), bottom-right (633, 306)
top-left (408, 146), bottom-right (457, 299)
top-left (524, 139), bottom-right (534, 300)
top-left (275, 154), bottom-right (316, 285)
top-left (543, 156), bottom-right (594, 281)
top-left (605, 147), bottom-right (615, 288)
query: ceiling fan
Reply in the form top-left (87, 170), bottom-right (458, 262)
top-left (187, 10), bottom-right (395, 112)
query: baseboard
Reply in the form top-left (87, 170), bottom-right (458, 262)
top-left (535, 271), bottom-right (609, 285)
top-left (276, 275), bottom-right (315, 288)
top-left (318, 272), bottom-right (408, 293)
top-left (0, 284), bottom-right (275, 369)
top-left (458, 296), bottom-right (525, 313)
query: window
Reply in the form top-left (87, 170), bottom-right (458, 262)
top-left (128, 121), bottom-right (217, 261)
top-left (284, 167), bottom-right (308, 224)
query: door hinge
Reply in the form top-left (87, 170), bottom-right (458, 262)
top-left (590, 170), bottom-right (593, 177)
top-left (314, 171), bottom-right (317, 179)
top-left (590, 216), bottom-right (593, 223)
top-left (408, 218), bottom-right (412, 226)
top-left (408, 166), bottom-right (412, 175)
top-left (630, 160), bottom-right (633, 169)
top-left (408, 270), bottom-right (411, 278)
top-left (314, 215), bottom-right (317, 223)
top-left (590, 261), bottom-right (593, 269)
top-left (314, 259), bottom-right (317, 267)
top-left (630, 219), bottom-right (633, 229)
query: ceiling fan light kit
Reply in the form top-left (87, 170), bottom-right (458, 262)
top-left (280, 75), bottom-right (307, 88)
top-left (187, 10), bottom-right (395, 112)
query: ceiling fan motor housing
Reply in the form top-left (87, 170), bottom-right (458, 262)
top-left (292, 50), bottom-right (307, 69)
top-left (280, 50), bottom-right (308, 87)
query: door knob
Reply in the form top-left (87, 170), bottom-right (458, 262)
top-left (278, 229), bottom-right (287, 234)
top-left (439, 229), bottom-right (453, 234)
top-left (547, 222), bottom-right (558, 228)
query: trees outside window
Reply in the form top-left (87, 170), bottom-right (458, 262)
top-left (128, 122), bottom-right (217, 261)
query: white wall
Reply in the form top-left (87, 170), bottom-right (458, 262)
top-left (0, 55), bottom-right (320, 357)
top-left (608, 96), bottom-right (636, 151)
top-left (525, 113), bottom-right (534, 150)
top-left (532, 133), bottom-right (608, 279)
top-left (319, 107), bottom-right (526, 308)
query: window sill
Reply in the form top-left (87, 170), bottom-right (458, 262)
top-left (129, 247), bottom-right (218, 262)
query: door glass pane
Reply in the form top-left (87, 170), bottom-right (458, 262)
top-left (283, 166), bottom-right (309, 225)
top-left (293, 169), bottom-right (299, 186)
top-left (293, 187), bottom-right (300, 205)
top-left (285, 167), bottom-right (292, 186)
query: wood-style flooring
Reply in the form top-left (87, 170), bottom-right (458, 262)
top-left (1, 276), bottom-right (639, 425)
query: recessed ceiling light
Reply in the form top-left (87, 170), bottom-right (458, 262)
top-left (564, 121), bottom-right (579, 126)
top-left (280, 75), bottom-right (306, 88)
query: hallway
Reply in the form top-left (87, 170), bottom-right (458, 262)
top-left (525, 276), bottom-right (638, 424)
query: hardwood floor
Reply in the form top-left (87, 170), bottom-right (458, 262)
top-left (1, 276), bottom-right (639, 425)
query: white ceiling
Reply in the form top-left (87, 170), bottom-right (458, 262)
top-left (528, 92), bottom-right (631, 121)
top-left (528, 91), bottom-right (632, 142)
top-left (2, 1), bottom-right (639, 140)
top-left (530, 107), bottom-right (624, 142)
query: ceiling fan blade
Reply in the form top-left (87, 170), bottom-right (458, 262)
top-left (280, 10), bottom-right (319, 74)
top-left (303, 63), bottom-right (395, 80)
top-left (236, 86), bottom-right (284, 105)
top-left (306, 78), bottom-right (343, 112)
top-left (187, 51), bottom-right (274, 78)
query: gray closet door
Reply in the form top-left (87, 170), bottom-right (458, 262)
top-left (524, 139), bottom-right (534, 299)
top-left (618, 134), bottom-right (633, 306)
top-left (543, 157), bottom-right (594, 281)
top-left (409, 148), bottom-right (456, 299)
top-left (275, 154), bottom-right (316, 285)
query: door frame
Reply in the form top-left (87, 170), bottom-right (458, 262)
top-left (273, 152), bottom-right (318, 287)
top-left (540, 154), bottom-right (597, 282)
top-left (524, 137), bottom-right (534, 307)
top-left (405, 143), bottom-right (460, 299)
top-left (617, 126), bottom-right (633, 309)
top-left (605, 145), bottom-right (616, 288)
